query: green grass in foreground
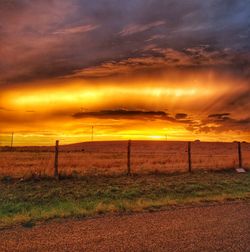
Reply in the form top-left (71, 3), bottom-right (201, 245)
top-left (0, 170), bottom-right (249, 229)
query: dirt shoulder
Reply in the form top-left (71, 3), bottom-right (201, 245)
top-left (0, 202), bottom-right (249, 252)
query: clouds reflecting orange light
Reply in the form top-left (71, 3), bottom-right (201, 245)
top-left (1, 74), bottom-right (249, 146)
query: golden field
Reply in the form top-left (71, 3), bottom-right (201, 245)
top-left (0, 141), bottom-right (249, 178)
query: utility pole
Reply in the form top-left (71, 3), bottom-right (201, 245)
top-left (188, 141), bottom-right (192, 172)
top-left (54, 140), bottom-right (59, 179)
top-left (238, 142), bottom-right (242, 168)
top-left (127, 140), bottom-right (131, 175)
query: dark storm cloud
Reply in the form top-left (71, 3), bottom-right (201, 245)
top-left (175, 113), bottom-right (188, 120)
top-left (187, 113), bottom-right (250, 134)
top-left (0, 0), bottom-right (250, 85)
top-left (207, 113), bottom-right (250, 126)
top-left (72, 109), bottom-right (195, 125)
top-left (73, 109), bottom-right (168, 120)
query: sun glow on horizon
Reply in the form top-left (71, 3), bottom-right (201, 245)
top-left (1, 76), bottom-right (249, 146)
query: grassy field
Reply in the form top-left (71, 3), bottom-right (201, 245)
top-left (1, 141), bottom-right (250, 178)
top-left (0, 170), bottom-right (249, 229)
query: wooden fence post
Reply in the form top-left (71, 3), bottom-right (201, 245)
top-left (10, 132), bottom-right (14, 151)
top-left (238, 142), bottom-right (242, 168)
top-left (127, 140), bottom-right (131, 175)
top-left (54, 140), bottom-right (59, 179)
top-left (188, 141), bottom-right (192, 172)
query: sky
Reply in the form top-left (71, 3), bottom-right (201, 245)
top-left (0, 0), bottom-right (250, 145)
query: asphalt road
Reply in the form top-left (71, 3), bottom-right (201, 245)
top-left (0, 202), bottom-right (249, 252)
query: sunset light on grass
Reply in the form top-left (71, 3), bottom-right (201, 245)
top-left (0, 2), bottom-right (250, 250)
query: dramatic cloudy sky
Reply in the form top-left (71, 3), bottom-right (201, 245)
top-left (0, 0), bottom-right (250, 145)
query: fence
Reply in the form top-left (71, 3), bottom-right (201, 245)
top-left (0, 140), bottom-right (249, 179)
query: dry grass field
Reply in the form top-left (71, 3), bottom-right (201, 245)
top-left (0, 141), bottom-right (249, 179)
top-left (1, 141), bottom-right (250, 229)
